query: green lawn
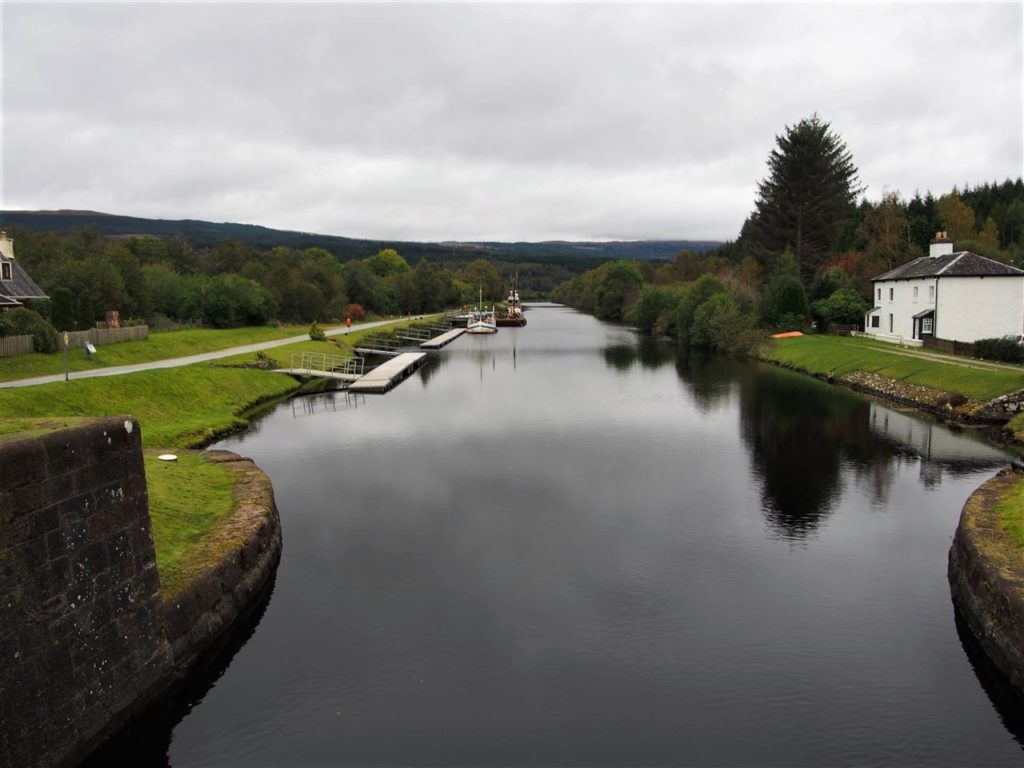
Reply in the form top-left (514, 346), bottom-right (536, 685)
top-left (0, 365), bottom-right (299, 448)
top-left (764, 335), bottom-right (1024, 402)
top-left (144, 452), bottom-right (236, 595)
top-left (994, 473), bottom-right (1024, 548)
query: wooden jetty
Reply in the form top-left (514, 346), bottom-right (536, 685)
top-left (420, 328), bottom-right (465, 350)
top-left (348, 352), bottom-right (427, 393)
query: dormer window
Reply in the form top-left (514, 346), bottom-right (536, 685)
top-left (1, 261), bottom-right (11, 281)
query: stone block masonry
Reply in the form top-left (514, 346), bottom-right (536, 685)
top-left (0, 420), bottom-right (283, 767)
top-left (0, 416), bottom-right (172, 768)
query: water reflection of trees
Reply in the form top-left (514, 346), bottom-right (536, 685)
top-left (736, 367), bottom-right (862, 538)
top-left (600, 337), bottom-right (1009, 541)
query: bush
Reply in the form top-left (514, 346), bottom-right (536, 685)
top-left (309, 321), bottom-right (326, 341)
top-left (975, 337), bottom-right (1024, 364)
top-left (343, 303), bottom-right (366, 321)
top-left (1, 307), bottom-right (59, 352)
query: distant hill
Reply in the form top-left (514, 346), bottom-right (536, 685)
top-left (0, 210), bottom-right (720, 266)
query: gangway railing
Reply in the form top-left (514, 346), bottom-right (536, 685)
top-left (289, 352), bottom-right (364, 378)
top-left (396, 327), bottom-right (432, 342)
top-left (355, 336), bottom-right (404, 356)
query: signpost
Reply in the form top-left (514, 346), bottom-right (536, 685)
top-left (63, 331), bottom-right (69, 381)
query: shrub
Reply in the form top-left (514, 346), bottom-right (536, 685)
top-left (1, 307), bottom-right (59, 352)
top-left (309, 321), bottom-right (326, 341)
top-left (975, 337), bottom-right (1024, 364)
top-left (343, 303), bottom-right (366, 321)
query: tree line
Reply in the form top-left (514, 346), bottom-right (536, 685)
top-left (3, 226), bottom-right (523, 333)
top-left (553, 114), bottom-right (1024, 353)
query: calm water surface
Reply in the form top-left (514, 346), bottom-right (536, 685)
top-left (107, 305), bottom-right (1024, 765)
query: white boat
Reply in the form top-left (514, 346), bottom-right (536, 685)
top-left (466, 286), bottom-right (498, 335)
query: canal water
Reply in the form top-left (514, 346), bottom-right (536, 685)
top-left (101, 305), bottom-right (1024, 765)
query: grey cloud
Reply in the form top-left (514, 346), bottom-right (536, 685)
top-left (3, 2), bottom-right (1021, 242)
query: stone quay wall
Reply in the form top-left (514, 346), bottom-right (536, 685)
top-left (0, 420), bottom-right (282, 768)
top-left (948, 470), bottom-right (1024, 696)
top-left (0, 417), bottom-right (171, 768)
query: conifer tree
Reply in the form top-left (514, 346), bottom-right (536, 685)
top-left (745, 115), bottom-right (862, 285)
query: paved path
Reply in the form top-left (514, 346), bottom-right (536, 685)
top-left (0, 317), bottom-right (422, 390)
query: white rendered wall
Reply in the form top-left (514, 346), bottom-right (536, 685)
top-left (865, 277), bottom-right (937, 339)
top-left (935, 276), bottom-right (1024, 342)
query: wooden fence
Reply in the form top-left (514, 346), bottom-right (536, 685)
top-left (0, 325), bottom-right (149, 358)
top-left (0, 334), bottom-right (34, 358)
top-left (922, 336), bottom-right (976, 358)
top-left (64, 325), bottom-right (149, 350)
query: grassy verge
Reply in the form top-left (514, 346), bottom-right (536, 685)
top-left (0, 324), bottom-right (320, 382)
top-left (764, 335), bottom-right (1024, 402)
top-left (144, 452), bottom-right (236, 595)
top-left (993, 472), bottom-right (1024, 548)
top-left (0, 366), bottom-right (299, 448)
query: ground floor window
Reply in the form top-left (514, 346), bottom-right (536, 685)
top-left (889, 314), bottom-right (893, 333)
top-left (870, 316), bottom-right (880, 328)
top-left (922, 317), bottom-right (933, 334)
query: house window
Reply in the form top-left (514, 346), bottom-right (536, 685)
top-left (929, 285), bottom-right (935, 301)
top-left (889, 314), bottom-right (893, 333)
top-left (1, 262), bottom-right (10, 281)
top-left (922, 317), bottom-right (933, 335)
top-left (913, 286), bottom-right (918, 301)
top-left (876, 288), bottom-right (881, 301)
top-left (889, 287), bottom-right (894, 301)
top-left (870, 316), bottom-right (880, 328)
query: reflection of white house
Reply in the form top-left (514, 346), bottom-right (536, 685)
top-left (864, 233), bottom-right (1024, 344)
top-left (868, 402), bottom-right (1008, 466)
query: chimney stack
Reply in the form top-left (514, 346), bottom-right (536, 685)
top-left (929, 231), bottom-right (953, 258)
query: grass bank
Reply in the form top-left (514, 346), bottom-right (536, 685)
top-left (764, 335), bottom-right (1024, 402)
top-left (0, 366), bottom-right (299, 447)
top-left (145, 452), bottom-right (236, 596)
top-left (994, 472), bottom-right (1024, 548)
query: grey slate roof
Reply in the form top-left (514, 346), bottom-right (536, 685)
top-left (873, 251), bottom-right (1024, 282)
top-left (0, 257), bottom-right (48, 301)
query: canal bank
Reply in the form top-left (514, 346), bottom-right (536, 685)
top-left (949, 470), bottom-right (1024, 697)
top-left (760, 336), bottom-right (1024, 444)
top-left (0, 418), bottom-right (282, 768)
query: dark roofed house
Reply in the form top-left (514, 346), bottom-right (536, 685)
top-left (864, 232), bottom-right (1024, 344)
top-left (0, 231), bottom-right (49, 311)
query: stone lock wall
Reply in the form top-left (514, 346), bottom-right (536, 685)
top-left (0, 417), bottom-right (172, 768)
top-left (160, 451), bottom-right (283, 671)
top-left (948, 470), bottom-right (1024, 696)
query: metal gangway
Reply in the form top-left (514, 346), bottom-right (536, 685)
top-left (395, 327), bottom-right (432, 343)
top-left (279, 352), bottom-right (365, 381)
top-left (354, 336), bottom-right (404, 356)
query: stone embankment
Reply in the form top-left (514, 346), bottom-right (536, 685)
top-left (161, 451), bottom-right (282, 671)
top-left (948, 470), bottom-right (1024, 696)
top-left (0, 418), bottom-right (281, 768)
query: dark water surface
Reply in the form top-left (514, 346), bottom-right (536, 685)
top-left (115, 306), bottom-right (1024, 765)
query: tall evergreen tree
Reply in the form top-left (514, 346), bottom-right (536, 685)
top-left (744, 115), bottom-right (862, 285)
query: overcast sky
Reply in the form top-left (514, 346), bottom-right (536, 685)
top-left (2, 2), bottom-right (1022, 243)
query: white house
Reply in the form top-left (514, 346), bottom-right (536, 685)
top-left (864, 232), bottom-right (1024, 344)
top-left (0, 231), bottom-right (48, 311)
